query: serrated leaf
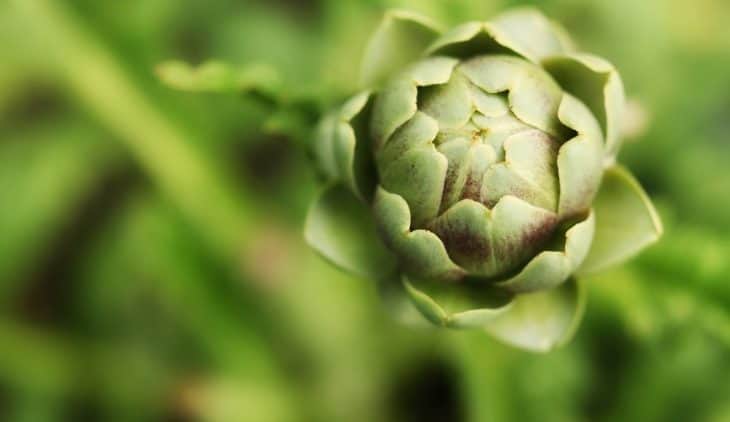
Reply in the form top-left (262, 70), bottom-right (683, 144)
top-left (304, 185), bottom-right (397, 281)
top-left (484, 278), bottom-right (586, 352)
top-left (578, 165), bottom-right (663, 275)
top-left (360, 9), bottom-right (442, 88)
top-left (542, 53), bottom-right (626, 159)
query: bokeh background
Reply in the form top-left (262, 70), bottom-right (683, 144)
top-left (1, 0), bottom-right (729, 421)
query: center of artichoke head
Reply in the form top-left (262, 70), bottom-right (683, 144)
top-left (374, 54), bottom-right (569, 278)
top-left (377, 55), bottom-right (564, 223)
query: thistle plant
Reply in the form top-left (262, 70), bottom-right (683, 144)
top-left (304, 8), bottom-right (662, 351)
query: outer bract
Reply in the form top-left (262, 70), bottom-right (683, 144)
top-left (306, 8), bottom-right (662, 352)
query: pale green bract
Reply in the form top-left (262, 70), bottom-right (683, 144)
top-left (305, 8), bottom-right (662, 352)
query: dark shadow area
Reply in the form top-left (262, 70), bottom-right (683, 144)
top-left (13, 162), bottom-right (144, 327)
top-left (389, 358), bottom-right (465, 422)
top-left (0, 82), bottom-right (67, 132)
top-left (580, 316), bottom-right (637, 420)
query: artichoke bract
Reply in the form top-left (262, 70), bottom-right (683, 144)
top-left (306, 8), bottom-right (662, 352)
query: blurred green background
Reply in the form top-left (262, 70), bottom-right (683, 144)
top-left (1, 0), bottom-right (729, 421)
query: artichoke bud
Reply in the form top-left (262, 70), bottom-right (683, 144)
top-left (371, 53), bottom-right (603, 283)
top-left (306, 9), bottom-right (662, 348)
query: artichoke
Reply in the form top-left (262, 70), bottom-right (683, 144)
top-left (306, 8), bottom-right (662, 351)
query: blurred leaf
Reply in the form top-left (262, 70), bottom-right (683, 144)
top-left (156, 60), bottom-right (281, 99)
top-left (0, 119), bottom-right (120, 297)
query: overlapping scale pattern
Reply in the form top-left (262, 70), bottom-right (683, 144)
top-left (372, 54), bottom-right (602, 280)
